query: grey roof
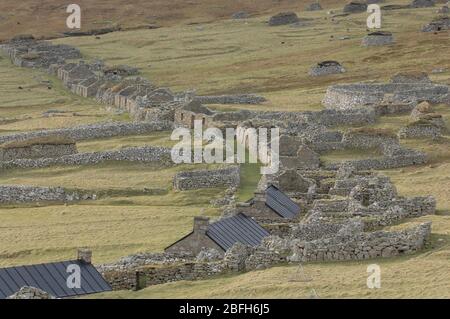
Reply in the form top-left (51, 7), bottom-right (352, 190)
top-left (265, 185), bottom-right (300, 219)
top-left (0, 260), bottom-right (111, 299)
top-left (207, 213), bottom-right (270, 251)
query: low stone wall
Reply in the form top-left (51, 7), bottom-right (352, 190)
top-left (0, 121), bottom-right (173, 145)
top-left (0, 146), bottom-right (172, 170)
top-left (342, 130), bottom-right (398, 149)
top-left (289, 220), bottom-right (349, 241)
top-left (98, 220), bottom-right (432, 291)
top-left (398, 123), bottom-right (442, 139)
top-left (393, 196), bottom-right (436, 217)
top-left (289, 222), bottom-right (431, 262)
top-left (173, 166), bottom-right (240, 191)
top-left (323, 82), bottom-right (449, 110)
top-left (195, 94), bottom-right (266, 105)
top-left (210, 108), bottom-right (376, 130)
top-left (0, 143), bottom-right (77, 161)
top-left (361, 32), bottom-right (394, 47)
top-left (0, 185), bottom-right (93, 204)
top-left (324, 150), bottom-right (428, 170)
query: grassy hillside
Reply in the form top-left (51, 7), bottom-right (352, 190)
top-left (90, 215), bottom-right (450, 298)
top-left (0, 56), bottom-right (127, 135)
top-left (0, 0), bottom-right (348, 41)
top-left (54, 3), bottom-right (450, 100)
top-left (0, 1), bottom-right (449, 298)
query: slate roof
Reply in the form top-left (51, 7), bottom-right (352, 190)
top-left (0, 260), bottom-right (111, 299)
top-left (206, 213), bottom-right (270, 251)
top-left (265, 185), bottom-right (300, 219)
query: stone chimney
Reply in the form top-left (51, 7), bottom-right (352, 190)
top-left (77, 248), bottom-right (92, 264)
top-left (193, 216), bottom-right (210, 235)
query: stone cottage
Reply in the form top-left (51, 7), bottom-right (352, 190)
top-left (75, 76), bottom-right (106, 97)
top-left (165, 214), bottom-right (270, 256)
top-left (309, 61), bottom-right (345, 77)
top-left (174, 100), bottom-right (215, 128)
top-left (239, 184), bottom-right (302, 222)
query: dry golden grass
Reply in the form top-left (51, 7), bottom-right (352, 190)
top-left (0, 135), bottom-right (75, 149)
top-left (0, 57), bottom-right (127, 135)
top-left (0, 0), bottom-right (348, 41)
top-left (91, 213), bottom-right (450, 299)
top-left (0, 192), bottom-right (221, 267)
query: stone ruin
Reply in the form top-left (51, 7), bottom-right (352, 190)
top-left (268, 12), bottom-right (300, 26)
top-left (422, 16), bottom-right (450, 32)
top-left (437, 5), bottom-right (449, 14)
top-left (362, 31), bottom-right (395, 47)
top-left (7, 286), bottom-right (55, 299)
top-left (98, 163), bottom-right (436, 291)
top-left (343, 2), bottom-right (368, 13)
top-left (306, 2), bottom-right (323, 11)
top-left (309, 61), bottom-right (346, 76)
top-left (410, 0), bottom-right (436, 8)
top-left (1, 35), bottom-right (81, 69)
top-left (323, 128), bottom-right (428, 170)
top-left (398, 102), bottom-right (447, 140)
top-left (0, 28), bottom-right (444, 293)
top-left (323, 72), bottom-right (449, 111)
top-left (0, 37), bottom-right (189, 124)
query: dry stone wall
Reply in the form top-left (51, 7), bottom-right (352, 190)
top-left (289, 222), bottom-right (431, 262)
top-left (0, 121), bottom-right (173, 145)
top-left (173, 166), bottom-right (240, 191)
top-left (0, 185), bottom-right (94, 204)
top-left (323, 81), bottom-right (449, 110)
top-left (194, 94), bottom-right (266, 105)
top-left (0, 143), bottom-right (77, 161)
top-left (0, 146), bottom-right (172, 170)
